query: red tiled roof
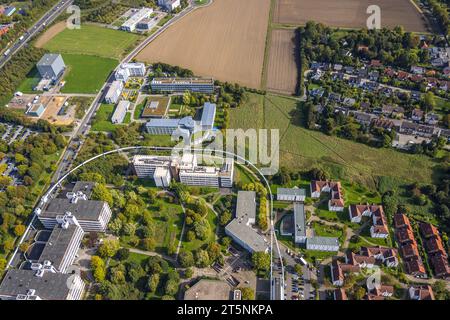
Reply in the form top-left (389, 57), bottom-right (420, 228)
top-left (426, 237), bottom-right (447, 256)
top-left (395, 228), bottom-right (415, 244)
top-left (401, 242), bottom-right (420, 259)
top-left (394, 213), bottom-right (411, 229)
top-left (420, 223), bottom-right (439, 239)
top-left (405, 259), bottom-right (426, 275)
top-left (311, 181), bottom-right (345, 208)
top-left (431, 255), bottom-right (450, 278)
top-left (411, 285), bottom-right (435, 300)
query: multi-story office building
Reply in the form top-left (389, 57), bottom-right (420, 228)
top-left (151, 77), bottom-right (214, 94)
top-left (104, 81), bottom-right (124, 104)
top-left (145, 116), bottom-right (197, 136)
top-left (115, 62), bottom-right (146, 81)
top-left (200, 102), bottom-right (216, 131)
top-left (38, 188), bottom-right (112, 232)
top-left (111, 100), bottom-right (130, 124)
top-left (0, 268), bottom-right (85, 300)
top-left (179, 158), bottom-right (234, 188)
top-left (225, 191), bottom-right (269, 253)
top-left (121, 7), bottom-right (153, 32)
top-left (158, 0), bottom-right (180, 12)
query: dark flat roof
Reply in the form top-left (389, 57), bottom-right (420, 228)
top-left (41, 198), bottom-right (105, 221)
top-left (0, 269), bottom-right (72, 300)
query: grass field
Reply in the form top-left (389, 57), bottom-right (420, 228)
top-left (60, 54), bottom-right (118, 94)
top-left (229, 92), bottom-right (439, 189)
top-left (136, 0), bottom-right (271, 88)
top-left (91, 104), bottom-right (120, 132)
top-left (38, 24), bottom-right (143, 59)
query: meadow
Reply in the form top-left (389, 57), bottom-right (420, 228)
top-left (37, 24), bottom-right (143, 59)
top-left (229, 92), bottom-right (439, 189)
top-left (60, 54), bottom-right (118, 94)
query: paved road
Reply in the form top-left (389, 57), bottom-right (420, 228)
top-left (0, 0), bottom-right (74, 69)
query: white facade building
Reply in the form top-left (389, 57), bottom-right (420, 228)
top-left (111, 100), bottom-right (130, 124)
top-left (121, 7), bottom-right (153, 32)
top-left (105, 80), bottom-right (124, 104)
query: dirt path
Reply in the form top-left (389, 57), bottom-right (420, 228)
top-left (35, 21), bottom-right (67, 48)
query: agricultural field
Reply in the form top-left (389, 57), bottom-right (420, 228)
top-left (272, 0), bottom-right (428, 32)
top-left (36, 24), bottom-right (143, 59)
top-left (136, 0), bottom-right (271, 89)
top-left (266, 29), bottom-right (298, 95)
top-left (229, 92), bottom-right (439, 189)
top-left (60, 54), bottom-right (118, 94)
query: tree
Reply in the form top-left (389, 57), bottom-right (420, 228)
top-left (432, 280), bottom-right (450, 300)
top-left (252, 252), bottom-right (270, 272)
top-left (91, 183), bottom-right (113, 207)
top-left (184, 267), bottom-right (193, 278)
top-left (141, 238), bottom-right (156, 251)
top-left (98, 239), bottom-right (120, 258)
top-left (14, 224), bottom-right (26, 237)
top-left (195, 249), bottom-right (210, 268)
top-left (423, 91), bottom-right (436, 113)
top-left (294, 264), bottom-right (303, 275)
top-left (115, 248), bottom-right (130, 261)
top-left (178, 251), bottom-right (194, 268)
top-left (354, 287), bottom-right (366, 300)
top-left (0, 258), bottom-right (7, 271)
top-left (219, 210), bottom-right (232, 226)
top-left (147, 273), bottom-right (160, 293)
top-left (91, 256), bottom-right (106, 282)
top-left (240, 287), bottom-right (255, 300)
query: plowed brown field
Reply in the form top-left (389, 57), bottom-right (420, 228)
top-left (136, 0), bottom-right (271, 89)
top-left (273, 0), bottom-right (428, 32)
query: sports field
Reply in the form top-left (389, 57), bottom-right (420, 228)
top-left (136, 0), bottom-right (271, 89)
top-left (61, 54), bottom-right (118, 94)
top-left (273, 0), bottom-right (428, 32)
top-left (266, 29), bottom-right (299, 95)
top-left (37, 24), bottom-right (143, 59)
top-left (229, 93), bottom-right (437, 188)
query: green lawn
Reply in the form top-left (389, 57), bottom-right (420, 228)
top-left (60, 54), bottom-right (118, 94)
top-left (229, 92), bottom-right (439, 189)
top-left (41, 24), bottom-right (143, 59)
top-left (17, 67), bottom-right (41, 93)
top-left (91, 104), bottom-right (119, 132)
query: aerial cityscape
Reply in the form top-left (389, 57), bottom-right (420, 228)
top-left (0, 0), bottom-right (449, 306)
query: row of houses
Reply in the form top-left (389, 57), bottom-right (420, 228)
top-left (132, 152), bottom-right (234, 188)
top-left (394, 213), bottom-right (427, 278)
top-left (330, 246), bottom-right (399, 287)
top-left (310, 181), bottom-right (345, 212)
top-left (0, 181), bottom-right (108, 300)
top-left (333, 285), bottom-right (435, 300)
top-left (150, 77), bottom-right (215, 94)
top-left (419, 222), bottom-right (450, 279)
top-left (349, 204), bottom-right (389, 239)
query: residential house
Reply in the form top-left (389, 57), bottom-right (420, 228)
top-left (409, 285), bottom-right (435, 300)
top-left (310, 181), bottom-right (345, 212)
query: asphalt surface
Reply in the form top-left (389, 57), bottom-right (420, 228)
top-left (0, 0), bottom-right (74, 69)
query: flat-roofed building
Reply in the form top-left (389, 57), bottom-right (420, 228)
top-left (36, 54), bottom-right (66, 80)
top-left (38, 190), bottom-right (112, 232)
top-left (277, 187), bottom-right (306, 202)
top-left (111, 100), bottom-right (130, 124)
top-left (121, 7), bottom-right (153, 32)
top-left (37, 213), bottom-right (84, 273)
top-left (0, 269), bottom-right (85, 300)
top-left (154, 166), bottom-right (171, 188)
top-left (184, 279), bottom-right (231, 300)
top-left (145, 116), bottom-right (197, 136)
top-left (179, 158), bottom-right (234, 188)
top-left (306, 236), bottom-right (339, 252)
top-left (131, 155), bottom-right (173, 178)
top-left (105, 80), bottom-right (124, 104)
top-left (151, 77), bottom-right (214, 94)
top-left (294, 202), bottom-right (306, 244)
top-left (158, 0), bottom-right (181, 12)
top-left (225, 191), bottom-right (269, 253)
top-left (26, 103), bottom-right (46, 117)
top-left (200, 102), bottom-right (216, 131)
top-left (116, 62), bottom-right (146, 81)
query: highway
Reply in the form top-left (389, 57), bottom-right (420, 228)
top-left (51, 2), bottom-right (196, 183)
top-left (0, 0), bottom-right (74, 69)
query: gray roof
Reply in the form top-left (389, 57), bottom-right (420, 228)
top-left (37, 53), bottom-right (62, 66)
top-left (235, 191), bottom-right (256, 220)
top-left (201, 102), bottom-right (216, 127)
top-left (72, 181), bottom-right (95, 198)
top-left (277, 187), bottom-right (306, 197)
top-left (0, 269), bottom-right (73, 300)
top-left (38, 223), bottom-right (83, 270)
top-left (41, 198), bottom-right (105, 221)
top-left (225, 220), bottom-right (268, 253)
top-left (294, 203), bottom-right (306, 238)
top-left (307, 236), bottom-right (339, 247)
top-left (146, 116), bottom-right (196, 130)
